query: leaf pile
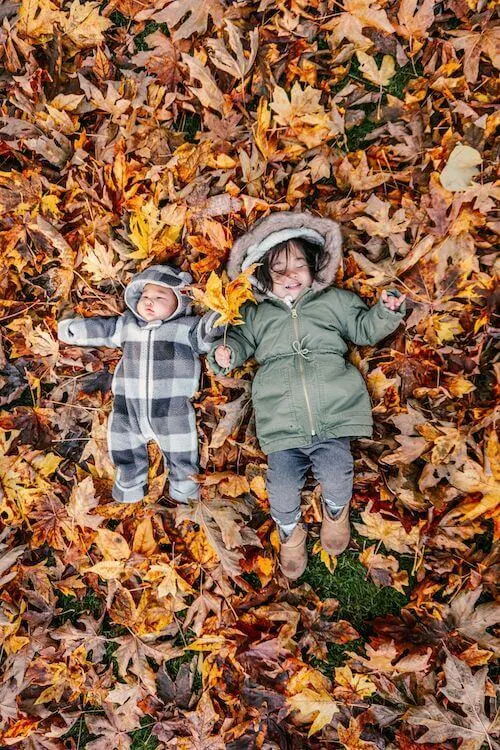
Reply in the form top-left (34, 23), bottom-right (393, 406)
top-left (0, 1), bottom-right (499, 748)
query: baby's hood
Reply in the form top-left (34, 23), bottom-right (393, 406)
top-left (124, 264), bottom-right (192, 321)
top-left (227, 211), bottom-right (342, 297)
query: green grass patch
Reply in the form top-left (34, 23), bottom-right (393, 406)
top-left (134, 20), bottom-right (171, 51)
top-left (300, 545), bottom-right (411, 670)
top-left (301, 546), bottom-right (411, 636)
top-left (54, 590), bottom-right (103, 625)
top-left (131, 716), bottom-right (159, 750)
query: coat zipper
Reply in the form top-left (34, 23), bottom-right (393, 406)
top-left (291, 307), bottom-right (316, 436)
top-left (146, 329), bottom-right (154, 431)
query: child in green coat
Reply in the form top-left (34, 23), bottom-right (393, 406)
top-left (208, 212), bottom-right (405, 580)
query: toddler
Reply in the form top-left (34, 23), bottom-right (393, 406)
top-left (208, 213), bottom-right (405, 580)
top-left (58, 265), bottom-right (218, 504)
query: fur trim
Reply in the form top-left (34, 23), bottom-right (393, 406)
top-left (227, 212), bottom-right (342, 294)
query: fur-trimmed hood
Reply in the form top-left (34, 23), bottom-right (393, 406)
top-left (227, 212), bottom-right (342, 296)
top-left (124, 264), bottom-right (192, 322)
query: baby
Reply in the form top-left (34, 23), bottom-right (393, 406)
top-left (58, 264), bottom-right (218, 504)
top-left (208, 213), bottom-right (406, 580)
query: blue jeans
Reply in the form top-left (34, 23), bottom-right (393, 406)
top-left (267, 437), bottom-right (353, 534)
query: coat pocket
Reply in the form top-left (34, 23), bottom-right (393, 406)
top-left (316, 360), bottom-right (371, 430)
top-left (252, 364), bottom-right (299, 441)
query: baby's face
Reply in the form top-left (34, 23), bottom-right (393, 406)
top-left (137, 283), bottom-right (178, 321)
top-left (270, 245), bottom-right (313, 300)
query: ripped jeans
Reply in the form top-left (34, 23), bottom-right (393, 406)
top-left (266, 437), bottom-right (353, 536)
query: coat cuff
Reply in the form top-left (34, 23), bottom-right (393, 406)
top-left (375, 296), bottom-right (406, 320)
top-left (207, 345), bottom-right (235, 375)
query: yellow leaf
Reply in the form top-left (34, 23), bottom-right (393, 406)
top-left (434, 315), bottom-right (464, 343)
top-left (82, 240), bottom-right (125, 283)
top-left (356, 51), bottom-right (396, 86)
top-left (84, 560), bottom-right (127, 580)
top-left (271, 82), bottom-right (341, 149)
top-left (288, 688), bottom-right (339, 736)
top-left (334, 666), bottom-right (376, 699)
top-left (132, 516), bottom-right (158, 556)
top-left (440, 143), bottom-right (482, 192)
top-left (312, 539), bottom-right (337, 574)
top-left (353, 501), bottom-right (421, 553)
top-left (250, 475), bottom-right (267, 500)
top-left (59, 0), bottom-right (112, 50)
top-left (128, 199), bottom-right (181, 259)
top-left (191, 267), bottom-right (256, 327)
top-left (17, 0), bottom-right (64, 42)
top-left (95, 528), bottom-right (131, 560)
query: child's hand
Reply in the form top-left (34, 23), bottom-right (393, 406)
top-left (381, 290), bottom-right (406, 311)
top-left (214, 345), bottom-right (232, 368)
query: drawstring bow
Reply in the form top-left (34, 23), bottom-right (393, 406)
top-left (292, 338), bottom-right (310, 360)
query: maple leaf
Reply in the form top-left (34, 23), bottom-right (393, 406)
top-left (448, 26), bottom-right (500, 82)
top-left (359, 545), bottom-right (409, 593)
top-left (181, 53), bottom-right (227, 114)
top-left (337, 717), bottom-right (379, 750)
top-left (190, 267), bottom-right (256, 327)
top-left (17, 0), bottom-right (64, 43)
top-left (287, 687), bottom-right (339, 736)
top-left (51, 615), bottom-right (107, 662)
top-left (333, 665), bottom-right (376, 701)
top-left (444, 456), bottom-right (500, 525)
top-left (59, 0), bottom-right (112, 51)
top-left (353, 502), bottom-right (422, 554)
top-left (206, 20), bottom-right (259, 79)
top-left (176, 496), bottom-right (257, 576)
top-left (334, 152), bottom-right (390, 192)
top-left (396, 0), bottom-right (436, 43)
top-left (447, 587), bottom-right (500, 656)
top-left (353, 195), bottom-right (410, 238)
top-left (128, 199), bottom-right (181, 260)
top-left (66, 476), bottom-right (104, 531)
top-left (406, 652), bottom-right (498, 749)
top-left (82, 240), bottom-right (125, 283)
top-left (177, 692), bottom-right (225, 749)
top-left (324, 0), bottom-right (394, 49)
top-left (149, 0), bottom-right (225, 40)
top-left (351, 640), bottom-right (432, 675)
top-left (271, 82), bottom-right (341, 149)
top-left (356, 52), bottom-right (396, 87)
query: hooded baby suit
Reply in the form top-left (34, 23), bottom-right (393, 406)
top-left (58, 265), bottom-right (218, 503)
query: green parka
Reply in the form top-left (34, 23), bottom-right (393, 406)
top-left (208, 212), bottom-right (405, 454)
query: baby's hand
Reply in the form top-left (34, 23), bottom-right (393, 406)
top-left (214, 345), bottom-right (232, 368)
top-left (381, 290), bottom-right (406, 311)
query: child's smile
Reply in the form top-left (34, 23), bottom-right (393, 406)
top-left (269, 244), bottom-right (313, 300)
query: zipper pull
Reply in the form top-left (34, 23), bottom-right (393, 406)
top-left (291, 309), bottom-right (298, 318)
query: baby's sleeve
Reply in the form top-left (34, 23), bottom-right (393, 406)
top-left (58, 315), bottom-right (123, 348)
top-left (188, 311), bottom-right (223, 354)
top-left (340, 291), bottom-right (406, 346)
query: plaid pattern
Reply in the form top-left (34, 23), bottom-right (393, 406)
top-left (58, 265), bottom-right (220, 503)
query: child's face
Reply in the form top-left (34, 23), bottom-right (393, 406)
top-left (269, 244), bottom-right (313, 300)
top-left (137, 283), bottom-right (178, 321)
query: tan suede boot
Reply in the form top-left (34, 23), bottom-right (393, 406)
top-left (279, 524), bottom-right (307, 580)
top-left (320, 503), bottom-right (350, 556)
